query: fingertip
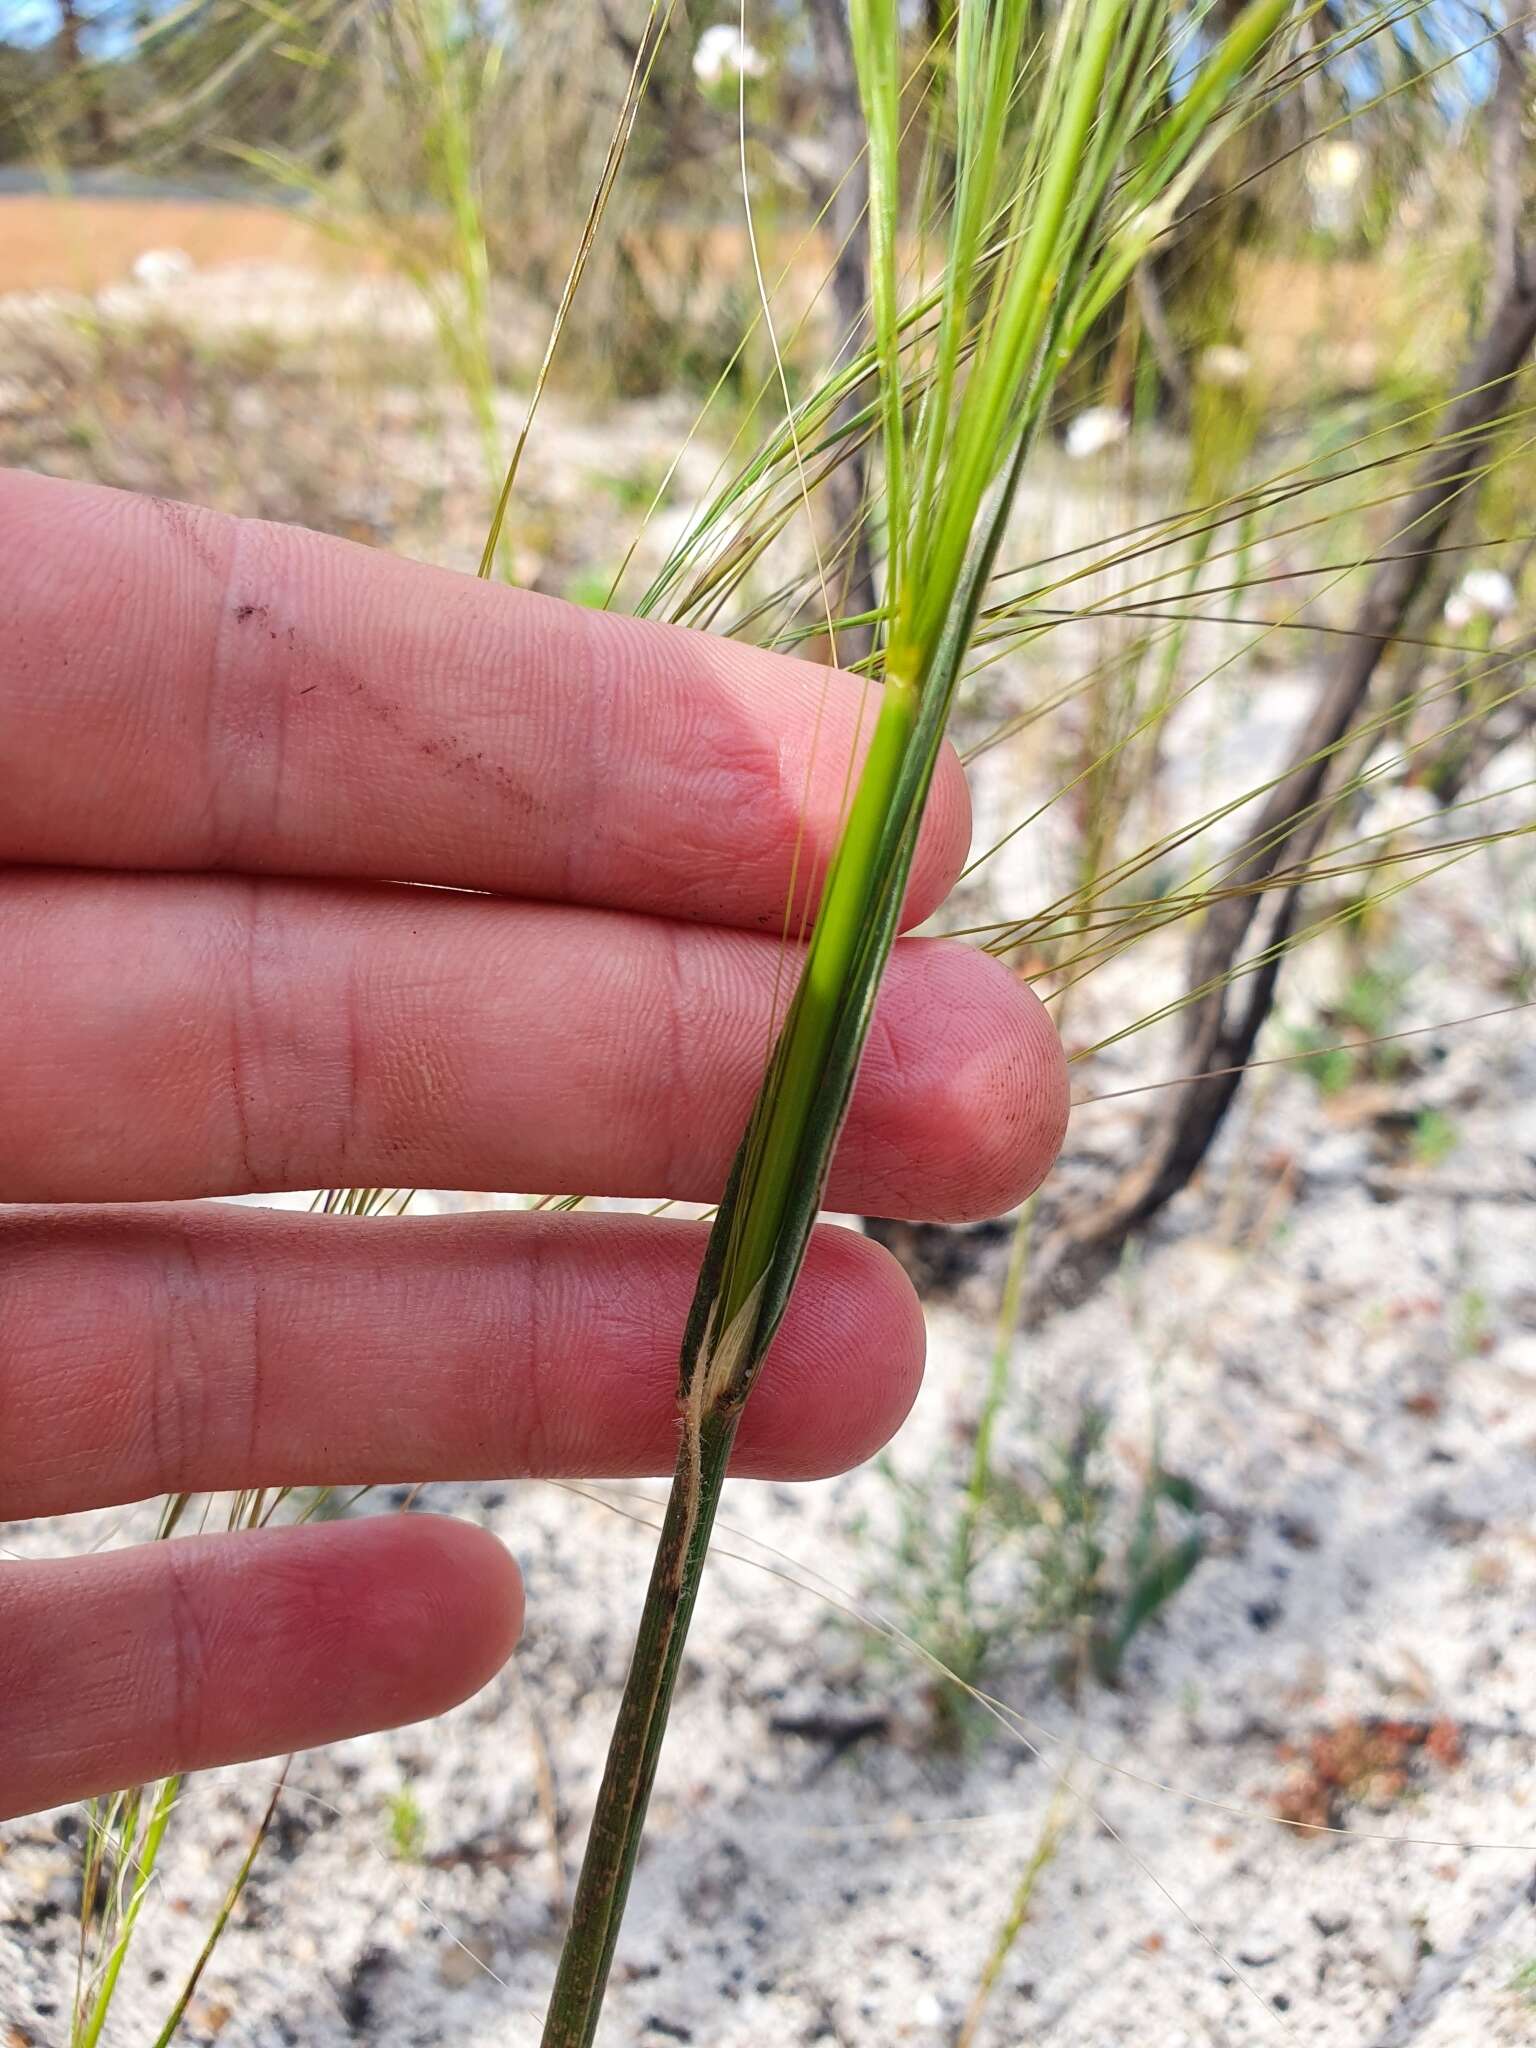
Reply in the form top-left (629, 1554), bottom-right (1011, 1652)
top-left (902, 739), bottom-right (973, 927)
top-left (837, 938), bottom-right (1069, 1222)
top-left (354, 1514), bottom-right (524, 1715)
top-left (952, 946), bottom-right (1070, 1213)
top-left (256, 1515), bottom-right (523, 1736)
top-left (734, 1223), bottom-right (926, 1479)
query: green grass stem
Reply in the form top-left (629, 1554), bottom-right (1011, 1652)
top-left (538, 5), bottom-right (1295, 2036)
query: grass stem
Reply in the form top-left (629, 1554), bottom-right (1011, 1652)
top-left (540, 1412), bottom-right (737, 2048)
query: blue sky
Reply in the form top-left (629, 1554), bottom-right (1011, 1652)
top-left (1, 1), bottom-right (57, 41)
top-left (1, 3), bottom-right (144, 50)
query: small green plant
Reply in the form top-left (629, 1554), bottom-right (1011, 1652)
top-left (1289, 957), bottom-right (1413, 1093)
top-left (1090, 1450), bottom-right (1204, 1688)
top-left (1337, 962), bottom-right (1409, 1041)
top-left (1454, 1285), bottom-right (1492, 1358)
top-left (563, 565), bottom-right (625, 610)
top-left (593, 463), bottom-right (673, 514)
top-left (878, 1401), bottom-right (1203, 1729)
top-left (1411, 1106), bottom-right (1459, 1167)
top-left (1290, 1026), bottom-right (1358, 1095)
top-left (957, 1790), bottom-right (1073, 2048)
top-left (388, 1785), bottom-right (427, 1862)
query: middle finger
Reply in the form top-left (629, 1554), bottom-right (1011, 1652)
top-left (1, 869), bottom-right (1065, 1218)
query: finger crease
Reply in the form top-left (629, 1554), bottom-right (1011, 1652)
top-left (225, 879), bottom-right (267, 1187)
top-left (161, 1539), bottom-right (211, 1770)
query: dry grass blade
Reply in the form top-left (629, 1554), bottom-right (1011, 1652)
top-left (478, 0), bottom-right (682, 577)
top-left (147, 1766), bottom-right (290, 2048)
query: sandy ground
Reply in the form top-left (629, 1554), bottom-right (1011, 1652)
top-left (1, 247), bottom-right (1534, 2048)
top-left (0, 194), bottom-right (368, 296)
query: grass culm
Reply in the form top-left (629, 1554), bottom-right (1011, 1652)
top-left (538, 3), bottom-right (1299, 2038)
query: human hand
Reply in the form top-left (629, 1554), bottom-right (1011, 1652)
top-left (0, 468), bottom-right (1067, 1821)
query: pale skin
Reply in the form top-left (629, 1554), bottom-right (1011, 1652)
top-left (0, 467), bottom-right (1068, 1824)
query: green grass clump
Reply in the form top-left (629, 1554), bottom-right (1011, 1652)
top-left (875, 1401), bottom-right (1203, 1738)
top-left (537, 3), bottom-right (1297, 2038)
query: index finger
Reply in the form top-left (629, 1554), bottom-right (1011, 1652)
top-left (0, 470), bottom-right (970, 930)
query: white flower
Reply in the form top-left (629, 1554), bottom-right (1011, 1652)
top-left (1198, 343), bottom-right (1250, 387)
top-left (1311, 138), bottom-right (1363, 193)
top-left (1444, 568), bottom-right (1516, 629)
top-left (1064, 405), bottom-right (1129, 459)
top-left (1307, 140), bottom-right (1363, 232)
top-left (693, 23), bottom-right (767, 89)
top-left (131, 247), bottom-right (194, 289)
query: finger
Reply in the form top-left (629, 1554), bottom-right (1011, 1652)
top-left (1, 871), bottom-right (1068, 1220)
top-left (0, 468), bottom-right (968, 930)
top-left (0, 1516), bottom-right (521, 1821)
top-left (0, 1207), bottom-right (925, 1517)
